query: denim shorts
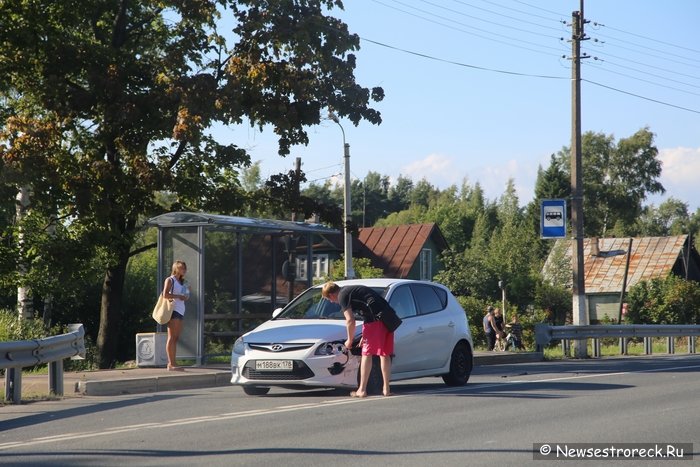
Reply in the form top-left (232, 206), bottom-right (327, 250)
top-left (170, 311), bottom-right (184, 320)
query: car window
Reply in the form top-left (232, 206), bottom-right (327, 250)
top-left (433, 286), bottom-right (448, 308)
top-left (410, 284), bottom-right (446, 315)
top-left (275, 286), bottom-right (387, 320)
top-left (388, 285), bottom-right (417, 319)
top-left (275, 288), bottom-right (339, 319)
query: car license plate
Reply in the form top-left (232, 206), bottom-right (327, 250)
top-left (255, 360), bottom-right (293, 371)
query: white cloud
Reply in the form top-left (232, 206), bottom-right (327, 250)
top-left (401, 153), bottom-right (460, 185)
top-left (659, 147), bottom-right (700, 184)
top-left (648, 146), bottom-right (700, 212)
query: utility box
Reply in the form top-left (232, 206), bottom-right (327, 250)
top-left (136, 332), bottom-right (168, 367)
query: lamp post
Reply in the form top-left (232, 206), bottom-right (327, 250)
top-left (329, 111), bottom-right (355, 279)
top-left (498, 279), bottom-right (506, 324)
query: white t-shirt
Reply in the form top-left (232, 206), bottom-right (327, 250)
top-left (169, 276), bottom-right (187, 316)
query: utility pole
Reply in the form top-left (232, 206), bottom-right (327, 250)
top-left (571, 0), bottom-right (589, 357)
top-left (283, 157), bottom-right (302, 304)
top-left (291, 157), bottom-right (301, 222)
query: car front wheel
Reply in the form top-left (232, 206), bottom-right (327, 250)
top-left (356, 355), bottom-right (384, 395)
top-left (442, 341), bottom-right (473, 386)
top-left (242, 385), bottom-right (271, 396)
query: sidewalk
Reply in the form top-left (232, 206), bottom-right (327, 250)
top-left (4, 351), bottom-right (543, 400)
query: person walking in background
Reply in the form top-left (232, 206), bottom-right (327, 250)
top-left (322, 281), bottom-right (395, 397)
top-left (483, 306), bottom-right (497, 351)
top-left (162, 260), bottom-right (190, 371)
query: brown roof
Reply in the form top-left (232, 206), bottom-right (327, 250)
top-left (552, 235), bottom-right (690, 294)
top-left (357, 223), bottom-right (447, 278)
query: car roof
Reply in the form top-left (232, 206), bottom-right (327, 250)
top-left (314, 278), bottom-right (438, 288)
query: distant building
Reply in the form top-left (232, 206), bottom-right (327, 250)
top-left (543, 235), bottom-right (700, 322)
top-left (315, 223), bottom-right (449, 280)
top-left (355, 223), bottom-right (448, 280)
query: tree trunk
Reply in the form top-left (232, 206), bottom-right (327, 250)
top-left (16, 186), bottom-right (33, 319)
top-left (96, 249), bottom-right (130, 368)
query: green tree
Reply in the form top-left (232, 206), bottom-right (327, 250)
top-left (410, 178), bottom-right (439, 208)
top-left (554, 128), bottom-right (664, 237)
top-left (328, 256), bottom-right (383, 280)
top-left (387, 175), bottom-right (413, 214)
top-left (0, 0), bottom-right (383, 367)
top-left (356, 171), bottom-right (390, 227)
top-left (635, 198), bottom-right (690, 236)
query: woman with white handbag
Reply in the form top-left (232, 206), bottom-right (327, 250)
top-left (162, 260), bottom-right (190, 371)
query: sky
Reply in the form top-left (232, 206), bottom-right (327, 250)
top-left (225, 0), bottom-right (700, 214)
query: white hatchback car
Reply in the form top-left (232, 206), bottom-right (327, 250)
top-left (230, 278), bottom-right (473, 395)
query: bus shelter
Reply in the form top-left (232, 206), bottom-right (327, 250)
top-left (146, 212), bottom-right (340, 365)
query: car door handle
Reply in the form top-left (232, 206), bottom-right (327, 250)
top-left (448, 321), bottom-right (455, 327)
top-left (416, 327), bottom-right (425, 333)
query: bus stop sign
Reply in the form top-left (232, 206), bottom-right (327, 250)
top-left (541, 199), bottom-right (566, 238)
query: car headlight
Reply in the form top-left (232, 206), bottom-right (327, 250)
top-left (233, 337), bottom-right (246, 355)
top-left (314, 341), bottom-right (346, 356)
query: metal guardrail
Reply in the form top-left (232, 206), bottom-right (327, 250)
top-left (535, 324), bottom-right (700, 357)
top-left (1, 324), bottom-right (86, 404)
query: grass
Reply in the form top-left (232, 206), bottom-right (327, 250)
top-left (543, 337), bottom-right (696, 359)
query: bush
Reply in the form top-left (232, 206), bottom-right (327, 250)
top-left (456, 295), bottom-right (491, 350)
top-left (0, 309), bottom-right (59, 341)
top-left (626, 276), bottom-right (700, 324)
top-left (0, 309), bottom-right (99, 371)
top-left (519, 307), bottom-right (550, 351)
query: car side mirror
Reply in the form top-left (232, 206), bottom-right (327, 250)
top-left (272, 307), bottom-right (284, 318)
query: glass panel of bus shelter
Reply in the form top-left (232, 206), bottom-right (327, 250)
top-left (162, 226), bottom-right (201, 361)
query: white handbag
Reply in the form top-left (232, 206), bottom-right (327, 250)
top-left (152, 294), bottom-right (174, 324)
top-left (152, 278), bottom-right (175, 324)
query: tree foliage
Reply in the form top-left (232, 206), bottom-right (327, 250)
top-left (626, 275), bottom-right (700, 325)
top-left (551, 128), bottom-right (664, 237)
top-left (0, 0), bottom-right (383, 367)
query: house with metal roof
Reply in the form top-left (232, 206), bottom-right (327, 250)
top-left (294, 222), bottom-right (449, 281)
top-left (543, 235), bottom-right (700, 322)
top-left (356, 223), bottom-right (448, 280)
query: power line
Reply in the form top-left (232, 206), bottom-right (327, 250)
top-left (584, 57), bottom-right (700, 94)
top-left (588, 30), bottom-right (700, 70)
top-left (370, 0), bottom-right (562, 56)
top-left (583, 79), bottom-right (700, 115)
top-left (510, 0), bottom-right (567, 18)
top-left (597, 22), bottom-right (700, 56)
top-left (359, 36), bottom-right (567, 79)
top-left (304, 163), bottom-right (342, 174)
top-left (426, 0), bottom-right (565, 35)
top-left (469, 0), bottom-right (567, 23)
top-left (581, 47), bottom-right (700, 83)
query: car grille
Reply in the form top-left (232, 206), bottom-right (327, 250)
top-left (243, 361), bottom-right (315, 380)
top-left (248, 343), bottom-right (314, 352)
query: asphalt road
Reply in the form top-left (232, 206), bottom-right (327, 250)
top-left (1, 355), bottom-right (699, 466)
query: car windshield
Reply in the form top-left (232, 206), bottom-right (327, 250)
top-left (275, 286), bottom-right (388, 320)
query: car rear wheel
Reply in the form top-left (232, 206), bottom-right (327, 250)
top-left (442, 341), bottom-right (473, 386)
top-left (242, 385), bottom-right (271, 396)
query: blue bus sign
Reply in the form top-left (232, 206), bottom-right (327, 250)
top-left (541, 199), bottom-right (566, 238)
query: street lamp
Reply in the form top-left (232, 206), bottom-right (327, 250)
top-left (498, 279), bottom-right (506, 323)
top-left (329, 110), bottom-right (355, 279)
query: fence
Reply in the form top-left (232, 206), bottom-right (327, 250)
top-left (1, 324), bottom-right (85, 404)
top-left (535, 324), bottom-right (700, 357)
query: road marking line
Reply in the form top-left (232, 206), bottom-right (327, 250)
top-left (3, 361), bottom-right (699, 450)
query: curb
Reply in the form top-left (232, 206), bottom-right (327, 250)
top-left (78, 371), bottom-right (232, 396)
